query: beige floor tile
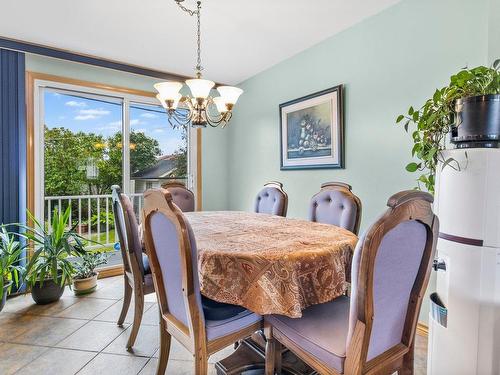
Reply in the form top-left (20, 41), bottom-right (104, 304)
top-left (0, 313), bottom-right (36, 342)
top-left (103, 324), bottom-right (159, 358)
top-left (55, 320), bottom-right (128, 352)
top-left (208, 344), bottom-right (235, 364)
top-left (78, 353), bottom-right (149, 375)
top-left (83, 281), bottom-right (125, 300)
top-left (0, 343), bottom-right (47, 375)
top-left (139, 358), bottom-right (217, 375)
top-left (15, 347), bottom-right (97, 375)
top-left (144, 292), bottom-right (157, 303)
top-left (157, 338), bottom-right (192, 361)
top-left (3, 296), bottom-right (80, 317)
top-left (141, 303), bottom-right (160, 326)
top-left (10, 316), bottom-right (87, 346)
top-left (94, 298), bottom-right (154, 324)
top-left (56, 297), bottom-right (116, 319)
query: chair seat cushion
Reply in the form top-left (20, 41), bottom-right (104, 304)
top-left (202, 296), bottom-right (246, 321)
top-left (265, 296), bottom-right (350, 373)
top-left (206, 308), bottom-right (261, 341)
top-left (142, 253), bottom-right (151, 275)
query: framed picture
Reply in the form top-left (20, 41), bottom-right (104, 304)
top-left (280, 85), bottom-right (344, 170)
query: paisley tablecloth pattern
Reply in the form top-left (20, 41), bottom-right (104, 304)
top-left (185, 211), bottom-right (358, 318)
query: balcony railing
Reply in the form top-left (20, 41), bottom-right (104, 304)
top-left (44, 193), bottom-right (144, 251)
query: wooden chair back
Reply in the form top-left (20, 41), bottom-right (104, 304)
top-left (161, 181), bottom-right (195, 212)
top-left (142, 188), bottom-right (205, 350)
top-left (344, 190), bottom-right (438, 374)
top-left (111, 186), bottom-right (144, 280)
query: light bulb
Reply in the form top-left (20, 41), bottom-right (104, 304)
top-left (217, 86), bottom-right (243, 105)
top-left (213, 97), bottom-right (228, 113)
top-left (186, 78), bottom-right (215, 99)
top-left (154, 81), bottom-right (183, 100)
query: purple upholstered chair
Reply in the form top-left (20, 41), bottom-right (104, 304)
top-left (254, 181), bottom-right (288, 217)
top-left (143, 188), bottom-right (262, 375)
top-left (161, 181), bottom-right (195, 212)
top-left (265, 190), bottom-right (439, 375)
top-left (111, 186), bottom-right (155, 349)
top-left (309, 182), bottom-right (362, 234)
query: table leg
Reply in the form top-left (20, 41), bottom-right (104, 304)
top-left (215, 331), bottom-right (316, 375)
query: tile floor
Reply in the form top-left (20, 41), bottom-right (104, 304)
top-left (0, 276), bottom-right (428, 374)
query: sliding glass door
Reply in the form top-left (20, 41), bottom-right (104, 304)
top-left (33, 78), bottom-right (196, 267)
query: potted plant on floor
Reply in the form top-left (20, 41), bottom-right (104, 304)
top-left (397, 59), bottom-right (499, 193)
top-left (0, 225), bottom-right (25, 312)
top-left (72, 251), bottom-right (109, 295)
top-left (22, 207), bottom-right (86, 305)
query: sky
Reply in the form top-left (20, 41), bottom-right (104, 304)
top-left (44, 90), bottom-right (185, 155)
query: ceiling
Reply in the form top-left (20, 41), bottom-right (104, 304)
top-left (0, 0), bottom-right (400, 84)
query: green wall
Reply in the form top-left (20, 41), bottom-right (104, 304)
top-left (226, 0), bottom-right (491, 323)
top-left (25, 54), bottom-right (228, 210)
top-left (489, 0), bottom-right (500, 64)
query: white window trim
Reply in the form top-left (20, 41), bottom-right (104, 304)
top-left (33, 78), bottom-right (198, 221)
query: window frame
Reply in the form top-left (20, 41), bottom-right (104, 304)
top-left (26, 72), bottom-right (202, 273)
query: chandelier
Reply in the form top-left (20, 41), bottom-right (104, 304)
top-left (154, 0), bottom-right (243, 128)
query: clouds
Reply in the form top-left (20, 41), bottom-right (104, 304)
top-left (130, 119), bottom-right (143, 126)
top-left (74, 108), bottom-right (111, 121)
top-left (140, 112), bottom-right (158, 119)
top-left (65, 100), bottom-right (87, 108)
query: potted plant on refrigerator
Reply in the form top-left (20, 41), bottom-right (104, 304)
top-left (22, 207), bottom-right (86, 305)
top-left (0, 225), bottom-right (25, 312)
top-left (72, 251), bottom-right (109, 295)
top-left (397, 59), bottom-right (499, 193)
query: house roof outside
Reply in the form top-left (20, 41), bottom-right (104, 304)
top-left (131, 154), bottom-right (178, 180)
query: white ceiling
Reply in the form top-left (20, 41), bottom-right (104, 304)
top-left (0, 0), bottom-right (400, 84)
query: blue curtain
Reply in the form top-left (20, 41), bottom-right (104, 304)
top-left (0, 49), bottom-right (27, 291)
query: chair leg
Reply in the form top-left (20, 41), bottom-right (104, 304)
top-left (194, 349), bottom-right (208, 375)
top-left (126, 286), bottom-right (144, 349)
top-left (118, 278), bottom-right (132, 326)
top-left (156, 313), bottom-right (171, 375)
top-left (400, 340), bottom-right (415, 375)
top-left (265, 325), bottom-right (282, 375)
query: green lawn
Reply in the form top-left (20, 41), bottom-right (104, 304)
top-left (86, 229), bottom-right (118, 253)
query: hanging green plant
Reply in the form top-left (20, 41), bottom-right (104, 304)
top-left (397, 59), bottom-right (500, 194)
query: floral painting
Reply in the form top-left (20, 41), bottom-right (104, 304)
top-left (280, 85), bottom-right (344, 170)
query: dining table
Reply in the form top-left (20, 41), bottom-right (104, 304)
top-left (184, 210), bottom-right (359, 375)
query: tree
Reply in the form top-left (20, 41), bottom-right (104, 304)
top-left (44, 127), bottom-right (162, 196)
top-left (172, 126), bottom-right (188, 178)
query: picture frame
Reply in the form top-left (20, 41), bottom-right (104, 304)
top-left (279, 85), bottom-right (344, 170)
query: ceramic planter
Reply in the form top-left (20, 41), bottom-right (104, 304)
top-left (0, 280), bottom-right (13, 312)
top-left (73, 273), bottom-right (98, 296)
top-left (452, 94), bottom-right (500, 148)
top-left (31, 279), bottom-right (65, 305)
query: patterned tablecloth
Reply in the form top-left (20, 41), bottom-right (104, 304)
top-left (185, 211), bottom-right (358, 318)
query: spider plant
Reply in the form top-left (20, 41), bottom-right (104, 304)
top-left (22, 207), bottom-right (87, 288)
top-left (0, 225), bottom-right (26, 300)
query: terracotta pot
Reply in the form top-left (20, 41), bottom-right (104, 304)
top-left (73, 273), bottom-right (98, 296)
top-left (31, 279), bottom-right (65, 305)
top-left (0, 280), bottom-right (13, 312)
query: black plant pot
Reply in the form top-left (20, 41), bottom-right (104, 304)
top-left (0, 280), bottom-right (13, 312)
top-left (31, 279), bottom-right (65, 305)
top-left (451, 94), bottom-right (500, 148)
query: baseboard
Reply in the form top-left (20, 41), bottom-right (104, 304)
top-left (98, 265), bottom-right (124, 278)
top-left (417, 322), bottom-right (428, 337)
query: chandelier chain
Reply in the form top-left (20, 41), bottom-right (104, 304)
top-left (175, 1), bottom-right (203, 76)
top-left (196, 1), bottom-right (202, 75)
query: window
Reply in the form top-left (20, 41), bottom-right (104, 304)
top-left (31, 75), bottom-right (199, 267)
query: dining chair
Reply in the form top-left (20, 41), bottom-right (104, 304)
top-left (111, 185), bottom-right (155, 349)
top-left (161, 181), bottom-right (195, 212)
top-left (265, 190), bottom-right (439, 375)
top-left (143, 188), bottom-right (263, 375)
top-left (254, 181), bottom-right (288, 217)
top-left (309, 182), bottom-right (362, 234)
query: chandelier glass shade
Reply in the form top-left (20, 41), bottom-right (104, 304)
top-left (154, 1), bottom-right (243, 128)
